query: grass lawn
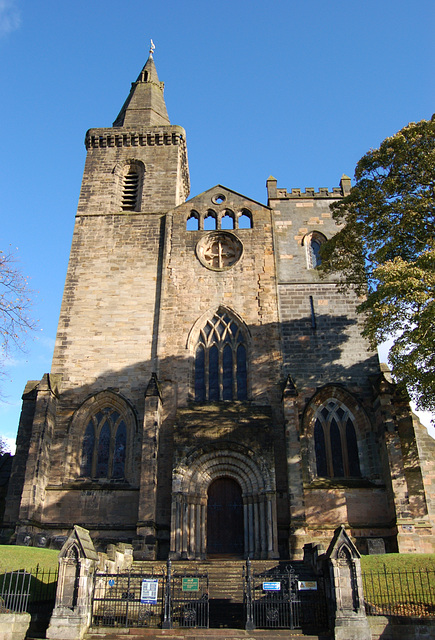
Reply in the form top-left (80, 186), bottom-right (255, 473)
top-left (0, 545), bottom-right (59, 573)
top-left (361, 552), bottom-right (435, 572)
top-left (360, 554), bottom-right (435, 617)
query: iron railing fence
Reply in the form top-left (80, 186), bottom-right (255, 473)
top-left (362, 568), bottom-right (435, 618)
top-left (0, 565), bottom-right (58, 614)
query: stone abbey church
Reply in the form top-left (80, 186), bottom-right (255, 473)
top-left (2, 52), bottom-right (435, 561)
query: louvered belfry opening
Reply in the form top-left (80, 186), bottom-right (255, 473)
top-left (122, 169), bottom-right (140, 210)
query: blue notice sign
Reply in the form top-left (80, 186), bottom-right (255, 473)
top-left (263, 581), bottom-right (281, 591)
top-left (140, 578), bottom-right (159, 604)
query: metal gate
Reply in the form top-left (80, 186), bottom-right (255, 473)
top-left (91, 561), bottom-right (209, 629)
top-left (169, 562), bottom-right (209, 628)
top-left (92, 567), bottom-right (165, 628)
top-left (244, 559), bottom-right (328, 631)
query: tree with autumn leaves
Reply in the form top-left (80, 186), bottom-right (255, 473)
top-left (321, 115), bottom-right (435, 415)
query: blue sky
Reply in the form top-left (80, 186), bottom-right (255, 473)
top-left (1, 0), bottom-right (434, 449)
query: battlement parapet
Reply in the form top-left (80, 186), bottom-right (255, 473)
top-left (85, 125), bottom-right (187, 150)
top-left (276, 186), bottom-right (342, 198)
top-left (266, 174), bottom-right (351, 201)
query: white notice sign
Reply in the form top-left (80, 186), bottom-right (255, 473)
top-left (141, 578), bottom-right (159, 604)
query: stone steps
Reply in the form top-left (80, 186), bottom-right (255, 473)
top-left (130, 560), bottom-right (309, 602)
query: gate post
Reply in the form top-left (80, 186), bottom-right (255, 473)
top-left (244, 558), bottom-right (255, 631)
top-left (162, 558), bottom-right (173, 629)
top-left (325, 525), bottom-right (370, 640)
top-left (46, 525), bottom-right (98, 639)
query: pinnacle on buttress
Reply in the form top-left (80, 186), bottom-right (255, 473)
top-left (113, 40), bottom-right (170, 128)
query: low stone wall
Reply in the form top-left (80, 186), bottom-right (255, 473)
top-left (369, 616), bottom-right (435, 639)
top-left (0, 613), bottom-right (31, 640)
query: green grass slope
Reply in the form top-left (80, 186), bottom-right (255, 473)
top-left (0, 545), bottom-right (59, 573)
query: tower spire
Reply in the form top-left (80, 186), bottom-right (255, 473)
top-left (113, 40), bottom-right (170, 128)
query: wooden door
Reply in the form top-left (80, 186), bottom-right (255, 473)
top-left (207, 477), bottom-right (244, 556)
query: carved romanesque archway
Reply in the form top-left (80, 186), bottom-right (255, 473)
top-left (169, 445), bottom-right (279, 559)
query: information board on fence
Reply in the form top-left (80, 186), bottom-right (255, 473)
top-left (141, 578), bottom-right (159, 603)
top-left (263, 581), bottom-right (281, 591)
top-left (182, 577), bottom-right (199, 592)
top-left (298, 580), bottom-right (317, 591)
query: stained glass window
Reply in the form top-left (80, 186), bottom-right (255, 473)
top-left (96, 421), bottom-right (110, 478)
top-left (112, 422), bottom-right (127, 479)
top-left (80, 422), bottom-right (95, 477)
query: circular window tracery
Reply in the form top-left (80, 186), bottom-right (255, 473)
top-left (196, 231), bottom-right (243, 271)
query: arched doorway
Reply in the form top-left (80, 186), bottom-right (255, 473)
top-left (207, 477), bottom-right (243, 556)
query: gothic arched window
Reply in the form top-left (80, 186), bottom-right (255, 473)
top-left (304, 231), bottom-right (326, 269)
top-left (79, 408), bottom-right (128, 480)
top-left (194, 310), bottom-right (248, 402)
top-left (313, 400), bottom-right (361, 478)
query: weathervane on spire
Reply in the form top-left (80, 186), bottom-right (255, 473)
top-left (149, 39), bottom-right (155, 57)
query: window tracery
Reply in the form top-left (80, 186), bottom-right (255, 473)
top-left (313, 400), bottom-right (361, 478)
top-left (79, 408), bottom-right (128, 480)
top-left (194, 309), bottom-right (248, 401)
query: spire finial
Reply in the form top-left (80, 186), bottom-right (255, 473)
top-left (149, 39), bottom-right (155, 57)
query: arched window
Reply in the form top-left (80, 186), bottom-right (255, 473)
top-left (186, 211), bottom-right (200, 230)
top-left (238, 209), bottom-right (253, 229)
top-left (194, 310), bottom-right (248, 402)
top-left (304, 231), bottom-right (326, 269)
top-left (313, 400), bottom-right (361, 478)
top-left (221, 211), bottom-right (235, 230)
top-left (121, 162), bottom-right (144, 211)
top-left (79, 408), bottom-right (128, 480)
top-left (204, 211), bottom-right (217, 230)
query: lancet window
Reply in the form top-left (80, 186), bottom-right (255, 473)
top-left (304, 231), bottom-right (326, 268)
top-left (80, 408), bottom-right (127, 479)
top-left (194, 310), bottom-right (248, 402)
top-left (314, 400), bottom-right (361, 478)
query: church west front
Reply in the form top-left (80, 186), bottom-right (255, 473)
top-left (2, 50), bottom-right (435, 560)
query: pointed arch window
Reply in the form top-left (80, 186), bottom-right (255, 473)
top-left (304, 231), bottom-right (326, 269)
top-left (79, 408), bottom-right (128, 480)
top-left (194, 310), bottom-right (248, 401)
top-left (313, 400), bottom-right (361, 478)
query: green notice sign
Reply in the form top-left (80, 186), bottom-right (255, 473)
top-left (182, 577), bottom-right (199, 592)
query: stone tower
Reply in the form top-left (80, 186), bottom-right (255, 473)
top-left (2, 52), bottom-right (435, 558)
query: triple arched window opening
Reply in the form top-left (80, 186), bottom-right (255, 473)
top-left (80, 408), bottom-right (127, 480)
top-left (187, 209), bottom-right (253, 231)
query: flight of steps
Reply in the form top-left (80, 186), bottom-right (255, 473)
top-left (83, 559), bottom-right (331, 640)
